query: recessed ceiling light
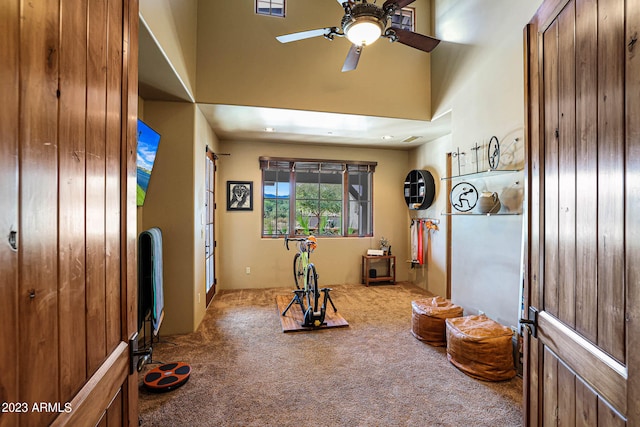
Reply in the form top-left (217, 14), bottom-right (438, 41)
top-left (381, 135), bottom-right (393, 140)
top-left (264, 127), bottom-right (275, 132)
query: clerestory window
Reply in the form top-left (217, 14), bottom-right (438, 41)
top-left (256, 0), bottom-right (285, 17)
top-left (391, 7), bottom-right (415, 31)
top-left (260, 157), bottom-right (376, 238)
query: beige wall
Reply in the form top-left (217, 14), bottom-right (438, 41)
top-left (196, 0), bottom-right (434, 121)
top-left (139, 0), bottom-right (198, 96)
top-left (216, 140), bottom-right (411, 290)
top-left (137, 0), bottom-right (547, 333)
top-left (193, 105), bottom-right (221, 327)
top-left (137, 101), bottom-right (220, 335)
top-left (406, 133), bottom-right (450, 299)
top-left (139, 101), bottom-right (196, 335)
top-left (408, 0), bottom-right (543, 328)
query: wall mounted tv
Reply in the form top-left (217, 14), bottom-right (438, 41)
top-left (136, 119), bottom-right (161, 206)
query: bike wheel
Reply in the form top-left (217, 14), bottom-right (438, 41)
top-left (306, 264), bottom-right (320, 314)
top-left (293, 253), bottom-right (304, 289)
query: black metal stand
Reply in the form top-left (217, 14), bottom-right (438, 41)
top-left (281, 289), bottom-right (306, 317)
top-left (282, 287), bottom-right (338, 328)
top-left (321, 288), bottom-right (337, 313)
top-left (132, 313), bottom-right (164, 373)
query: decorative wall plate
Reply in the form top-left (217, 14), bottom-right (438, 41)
top-left (488, 136), bottom-right (500, 170)
top-left (450, 181), bottom-right (479, 212)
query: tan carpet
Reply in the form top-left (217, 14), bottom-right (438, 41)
top-left (139, 283), bottom-right (523, 427)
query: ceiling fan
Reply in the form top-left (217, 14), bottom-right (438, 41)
top-left (276, 0), bottom-right (441, 72)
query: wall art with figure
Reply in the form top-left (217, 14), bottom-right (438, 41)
top-left (227, 181), bottom-right (253, 211)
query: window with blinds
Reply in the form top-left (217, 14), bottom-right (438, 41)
top-left (260, 157), bottom-right (376, 237)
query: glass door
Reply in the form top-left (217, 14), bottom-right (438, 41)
top-left (205, 148), bottom-right (216, 305)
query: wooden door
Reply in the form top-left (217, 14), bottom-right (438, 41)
top-left (524, 0), bottom-right (639, 425)
top-left (0, 0), bottom-right (139, 426)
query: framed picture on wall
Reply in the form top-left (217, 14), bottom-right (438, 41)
top-left (227, 181), bottom-right (253, 211)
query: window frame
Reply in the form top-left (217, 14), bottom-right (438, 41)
top-left (391, 7), bottom-right (415, 32)
top-left (260, 157), bottom-right (377, 238)
top-left (255, 0), bottom-right (285, 17)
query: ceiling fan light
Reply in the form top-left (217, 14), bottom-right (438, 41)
top-left (346, 20), bottom-right (383, 46)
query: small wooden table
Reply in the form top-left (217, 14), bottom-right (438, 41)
top-left (361, 255), bottom-right (396, 286)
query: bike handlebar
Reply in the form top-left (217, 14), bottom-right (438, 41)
top-left (284, 236), bottom-right (310, 251)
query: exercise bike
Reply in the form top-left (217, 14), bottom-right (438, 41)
top-left (282, 235), bottom-right (337, 328)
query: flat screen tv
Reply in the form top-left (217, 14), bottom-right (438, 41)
top-left (136, 119), bottom-right (161, 206)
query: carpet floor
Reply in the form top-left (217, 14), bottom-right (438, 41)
top-left (138, 282), bottom-right (523, 427)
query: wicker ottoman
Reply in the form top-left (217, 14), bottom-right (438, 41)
top-left (411, 296), bottom-right (464, 346)
top-left (445, 314), bottom-right (516, 381)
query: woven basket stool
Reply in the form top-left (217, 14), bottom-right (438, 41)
top-left (411, 296), bottom-right (464, 346)
top-left (445, 314), bottom-right (516, 381)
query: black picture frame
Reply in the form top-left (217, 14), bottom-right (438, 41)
top-left (227, 181), bottom-right (253, 211)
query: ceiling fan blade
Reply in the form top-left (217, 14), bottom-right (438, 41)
top-left (341, 44), bottom-right (362, 72)
top-left (276, 28), bottom-right (332, 43)
top-left (393, 28), bottom-right (440, 52)
top-left (383, 0), bottom-right (416, 10)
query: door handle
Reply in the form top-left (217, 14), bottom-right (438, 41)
top-left (129, 332), bottom-right (152, 374)
top-left (519, 306), bottom-right (538, 338)
top-left (8, 229), bottom-right (17, 251)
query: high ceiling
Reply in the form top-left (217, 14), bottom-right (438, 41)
top-left (138, 10), bottom-right (451, 150)
top-left (196, 104), bottom-right (451, 149)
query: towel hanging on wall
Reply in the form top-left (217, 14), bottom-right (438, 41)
top-left (138, 227), bottom-right (165, 335)
top-left (424, 219), bottom-right (439, 266)
top-left (410, 219), bottom-right (425, 265)
top-left (417, 220), bottom-right (424, 265)
top-left (410, 220), bottom-right (419, 262)
top-left (410, 219), bottom-right (439, 267)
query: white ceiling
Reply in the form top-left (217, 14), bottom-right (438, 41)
top-left (197, 104), bottom-right (451, 149)
top-left (138, 16), bottom-right (451, 150)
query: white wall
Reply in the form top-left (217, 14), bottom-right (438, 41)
top-left (409, 0), bottom-right (543, 328)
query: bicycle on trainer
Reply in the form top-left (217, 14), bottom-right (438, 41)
top-left (281, 235), bottom-right (337, 328)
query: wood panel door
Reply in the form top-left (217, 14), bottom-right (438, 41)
top-left (0, 0), bottom-right (139, 426)
top-left (524, 0), bottom-right (639, 425)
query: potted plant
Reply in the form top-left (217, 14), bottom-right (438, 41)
top-left (380, 236), bottom-right (391, 255)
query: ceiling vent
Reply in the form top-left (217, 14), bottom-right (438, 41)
top-left (402, 136), bottom-right (422, 143)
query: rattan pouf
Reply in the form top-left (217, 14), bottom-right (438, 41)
top-left (445, 314), bottom-right (516, 381)
top-left (411, 296), bottom-right (464, 346)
